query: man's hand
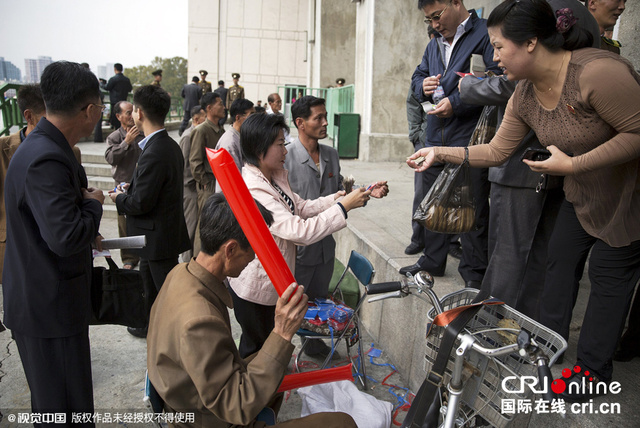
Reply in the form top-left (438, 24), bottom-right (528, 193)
top-left (522, 145), bottom-right (574, 176)
top-left (124, 126), bottom-right (140, 145)
top-left (93, 235), bottom-right (104, 252)
top-left (368, 181), bottom-right (389, 198)
top-left (83, 187), bottom-right (105, 205)
top-left (422, 74), bottom-right (441, 97)
top-left (427, 97), bottom-right (453, 118)
top-left (273, 283), bottom-right (308, 342)
top-left (407, 147), bottom-right (437, 172)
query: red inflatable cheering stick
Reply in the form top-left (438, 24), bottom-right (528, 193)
top-left (206, 148), bottom-right (295, 296)
top-left (206, 148), bottom-right (354, 389)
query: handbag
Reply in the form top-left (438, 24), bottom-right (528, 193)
top-left (413, 148), bottom-right (476, 234)
top-left (91, 257), bottom-right (146, 328)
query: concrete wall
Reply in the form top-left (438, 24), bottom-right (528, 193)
top-left (352, 0), bottom-right (431, 162)
top-left (188, 0), bottom-right (308, 104)
top-left (319, 0), bottom-right (357, 88)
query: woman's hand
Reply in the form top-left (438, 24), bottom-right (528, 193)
top-left (522, 145), bottom-right (574, 176)
top-left (340, 187), bottom-right (371, 211)
top-left (407, 147), bottom-right (436, 172)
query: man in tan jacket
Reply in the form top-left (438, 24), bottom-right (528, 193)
top-left (147, 193), bottom-right (356, 428)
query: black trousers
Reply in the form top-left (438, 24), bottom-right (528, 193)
top-left (229, 285), bottom-right (275, 358)
top-left (417, 164), bottom-right (489, 281)
top-left (539, 200), bottom-right (640, 380)
top-left (140, 257), bottom-right (179, 322)
top-left (14, 330), bottom-right (94, 427)
top-left (179, 109), bottom-right (191, 135)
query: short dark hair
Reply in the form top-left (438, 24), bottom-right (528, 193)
top-left (192, 76), bottom-right (200, 83)
top-left (291, 96), bottom-right (326, 129)
top-left (190, 105), bottom-right (205, 117)
top-left (40, 61), bottom-right (100, 115)
top-left (199, 193), bottom-right (274, 255)
top-left (487, 0), bottom-right (593, 52)
top-left (114, 63), bottom-right (123, 72)
top-left (17, 84), bottom-right (45, 115)
top-left (417, 0), bottom-right (443, 9)
top-left (201, 92), bottom-right (221, 110)
top-left (113, 100), bottom-right (131, 116)
top-left (229, 98), bottom-right (254, 123)
top-left (218, 80), bottom-right (224, 86)
top-left (254, 106), bottom-right (266, 114)
top-left (132, 85), bottom-right (171, 125)
top-left (241, 113), bottom-right (289, 168)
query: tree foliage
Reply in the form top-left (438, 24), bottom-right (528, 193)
top-left (126, 56), bottom-right (188, 100)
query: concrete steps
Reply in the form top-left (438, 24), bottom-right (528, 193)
top-left (77, 142), bottom-right (118, 219)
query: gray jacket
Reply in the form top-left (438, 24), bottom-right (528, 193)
top-left (284, 139), bottom-right (343, 266)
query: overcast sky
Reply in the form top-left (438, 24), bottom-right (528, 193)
top-left (1, 0), bottom-right (188, 74)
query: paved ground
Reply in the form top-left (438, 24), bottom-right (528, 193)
top-left (1, 128), bottom-right (639, 427)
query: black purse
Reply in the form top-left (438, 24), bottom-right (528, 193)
top-left (91, 257), bottom-right (146, 328)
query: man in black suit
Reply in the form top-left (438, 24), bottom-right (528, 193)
top-left (179, 76), bottom-right (202, 136)
top-left (104, 63), bottom-right (132, 129)
top-left (3, 61), bottom-right (105, 425)
top-left (110, 85), bottom-right (190, 338)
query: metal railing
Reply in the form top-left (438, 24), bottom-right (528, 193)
top-left (1, 82), bottom-right (183, 137)
top-left (277, 84), bottom-right (354, 139)
top-left (1, 83), bottom-right (24, 136)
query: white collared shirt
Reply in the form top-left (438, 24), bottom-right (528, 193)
top-left (138, 128), bottom-right (164, 151)
top-left (437, 14), bottom-right (470, 67)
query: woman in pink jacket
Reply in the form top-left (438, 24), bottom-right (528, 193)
top-left (228, 113), bottom-right (372, 358)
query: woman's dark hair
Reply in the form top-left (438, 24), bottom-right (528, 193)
top-left (487, 0), bottom-right (593, 51)
top-left (240, 113), bottom-right (289, 168)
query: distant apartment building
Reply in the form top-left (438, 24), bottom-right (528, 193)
top-left (24, 56), bottom-right (53, 83)
top-left (0, 57), bottom-right (22, 82)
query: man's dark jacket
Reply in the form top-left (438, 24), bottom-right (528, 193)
top-left (105, 72), bottom-right (133, 104)
top-left (115, 130), bottom-right (190, 260)
top-left (2, 118), bottom-right (102, 337)
top-left (182, 83), bottom-right (202, 112)
top-left (411, 10), bottom-right (500, 148)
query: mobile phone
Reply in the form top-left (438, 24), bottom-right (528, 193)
top-left (521, 148), bottom-right (551, 162)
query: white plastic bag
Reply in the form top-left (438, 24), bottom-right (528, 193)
top-left (298, 380), bottom-right (393, 428)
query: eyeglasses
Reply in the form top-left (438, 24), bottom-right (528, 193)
top-left (81, 103), bottom-right (107, 112)
top-left (424, 4), bottom-right (449, 24)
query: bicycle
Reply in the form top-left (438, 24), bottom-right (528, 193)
top-left (366, 271), bottom-right (568, 428)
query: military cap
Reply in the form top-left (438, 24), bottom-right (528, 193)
top-left (336, 78), bottom-right (345, 85)
top-left (199, 70), bottom-right (208, 75)
top-left (232, 73), bottom-right (240, 79)
top-left (152, 69), bottom-right (163, 76)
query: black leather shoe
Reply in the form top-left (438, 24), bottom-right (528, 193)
top-left (404, 243), bottom-right (424, 255)
top-left (448, 245), bottom-right (463, 260)
top-left (558, 367), bottom-right (609, 403)
top-left (613, 345), bottom-right (640, 362)
top-left (127, 327), bottom-right (148, 338)
top-left (399, 263), bottom-right (445, 277)
top-left (465, 280), bottom-right (481, 289)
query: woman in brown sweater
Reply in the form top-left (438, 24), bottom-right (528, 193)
top-left (408, 0), bottom-right (640, 402)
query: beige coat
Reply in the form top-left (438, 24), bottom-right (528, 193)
top-left (147, 260), bottom-right (294, 428)
top-left (228, 164), bottom-right (346, 306)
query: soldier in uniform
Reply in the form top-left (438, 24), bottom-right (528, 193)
top-left (336, 78), bottom-right (345, 87)
top-left (199, 70), bottom-right (212, 95)
top-left (225, 72), bottom-right (244, 108)
top-left (151, 69), bottom-right (162, 86)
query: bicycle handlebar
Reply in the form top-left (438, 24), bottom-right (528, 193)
top-left (366, 281), bottom-right (403, 295)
